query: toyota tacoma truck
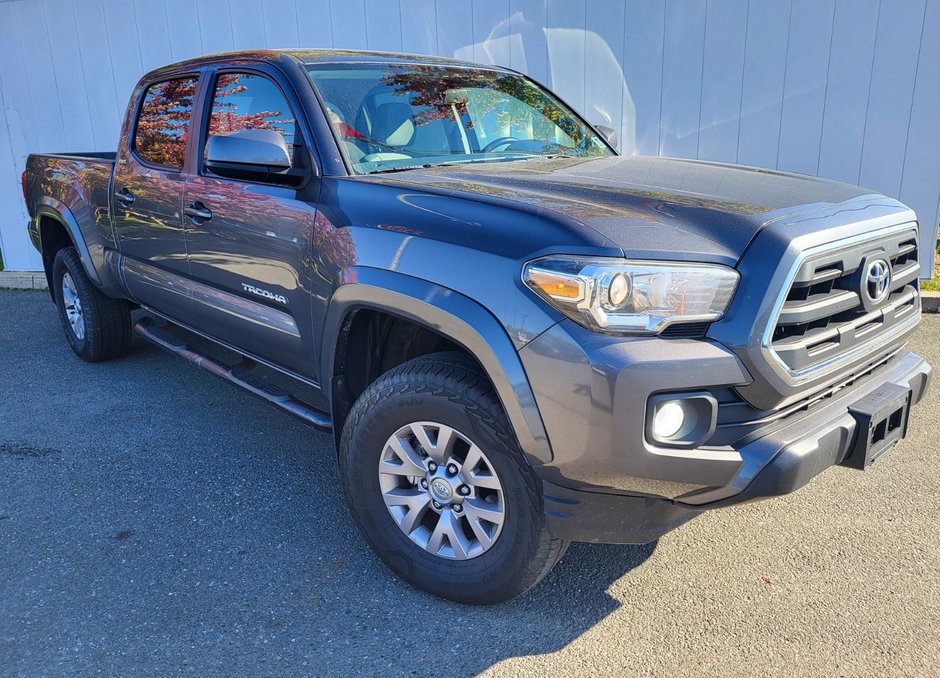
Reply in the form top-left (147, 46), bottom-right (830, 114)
top-left (22, 50), bottom-right (931, 604)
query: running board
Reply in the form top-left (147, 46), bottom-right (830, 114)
top-left (134, 318), bottom-right (332, 431)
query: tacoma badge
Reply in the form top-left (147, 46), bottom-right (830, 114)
top-left (241, 283), bottom-right (288, 305)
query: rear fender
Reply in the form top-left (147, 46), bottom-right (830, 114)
top-left (35, 198), bottom-right (101, 294)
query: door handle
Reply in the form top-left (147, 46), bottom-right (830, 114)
top-left (184, 203), bottom-right (212, 222)
top-left (115, 188), bottom-right (135, 205)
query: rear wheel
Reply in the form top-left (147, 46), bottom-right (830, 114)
top-left (52, 247), bottom-right (132, 362)
top-left (339, 352), bottom-right (568, 604)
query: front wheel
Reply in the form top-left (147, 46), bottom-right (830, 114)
top-left (338, 352), bottom-right (568, 605)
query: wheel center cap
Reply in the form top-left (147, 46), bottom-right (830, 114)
top-left (430, 478), bottom-right (453, 501)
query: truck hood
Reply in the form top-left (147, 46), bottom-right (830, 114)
top-left (363, 155), bottom-right (882, 265)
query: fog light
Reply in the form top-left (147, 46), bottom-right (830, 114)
top-left (646, 392), bottom-right (718, 449)
top-left (652, 400), bottom-right (686, 439)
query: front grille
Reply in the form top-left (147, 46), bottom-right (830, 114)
top-left (767, 227), bottom-right (920, 376)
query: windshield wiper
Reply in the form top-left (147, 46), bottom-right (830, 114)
top-left (367, 164), bottom-right (434, 174)
top-left (364, 153), bottom-right (576, 175)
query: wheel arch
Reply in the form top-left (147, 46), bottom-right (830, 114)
top-left (322, 267), bottom-right (553, 464)
top-left (35, 197), bottom-right (101, 298)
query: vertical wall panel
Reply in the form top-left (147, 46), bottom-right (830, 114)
top-left (0, 38), bottom-right (43, 271)
top-left (900, 0), bottom-right (940, 274)
top-left (364, 0), bottom-right (403, 52)
top-left (196, 0), bottom-right (237, 54)
top-left (507, 0), bottom-right (548, 85)
top-left (776, 0), bottom-right (836, 175)
top-left (100, 0), bottom-right (145, 105)
top-left (622, 0), bottom-right (664, 155)
top-left (13, 1), bottom-right (68, 152)
top-left (737, 0), bottom-right (791, 168)
top-left (1, 0), bottom-right (938, 270)
top-left (437, 0), bottom-right (473, 58)
top-left (0, 2), bottom-right (39, 161)
top-left (229, 0), bottom-right (268, 48)
top-left (470, 0), bottom-right (510, 65)
top-left (585, 0), bottom-right (626, 146)
top-left (43, 0), bottom-right (96, 151)
top-left (400, 0), bottom-right (437, 55)
top-left (659, 0), bottom-right (706, 158)
top-left (132, 0), bottom-right (173, 72)
top-left (697, 0), bottom-right (748, 163)
top-left (262, 0), bottom-right (300, 48)
top-left (330, 0), bottom-right (368, 50)
top-left (858, 1), bottom-right (927, 197)
top-left (817, 0), bottom-right (880, 185)
top-left (296, 0), bottom-right (334, 48)
top-left (165, 0), bottom-right (207, 61)
top-left (545, 0), bottom-right (586, 117)
top-left (72, 0), bottom-right (123, 150)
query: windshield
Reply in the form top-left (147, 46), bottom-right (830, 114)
top-left (306, 62), bottom-right (614, 174)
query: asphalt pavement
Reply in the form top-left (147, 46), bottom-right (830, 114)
top-left (1, 290), bottom-right (938, 677)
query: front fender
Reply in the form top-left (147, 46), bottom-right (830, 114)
top-left (322, 267), bottom-right (554, 464)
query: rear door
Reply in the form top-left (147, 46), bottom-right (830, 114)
top-left (112, 75), bottom-right (200, 322)
top-left (182, 66), bottom-right (323, 379)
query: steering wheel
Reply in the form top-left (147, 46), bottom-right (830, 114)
top-left (481, 136), bottom-right (519, 152)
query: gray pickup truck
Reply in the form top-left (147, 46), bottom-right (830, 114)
top-left (23, 49), bottom-right (931, 604)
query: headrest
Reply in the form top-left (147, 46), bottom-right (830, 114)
top-left (371, 102), bottom-right (416, 147)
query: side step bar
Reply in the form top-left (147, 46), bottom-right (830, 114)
top-left (134, 318), bottom-right (332, 431)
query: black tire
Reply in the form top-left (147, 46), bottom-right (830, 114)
top-left (338, 352), bottom-right (568, 604)
top-left (52, 247), bottom-right (132, 362)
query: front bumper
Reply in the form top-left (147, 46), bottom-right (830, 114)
top-left (520, 321), bottom-right (931, 544)
top-left (679, 350), bottom-right (930, 506)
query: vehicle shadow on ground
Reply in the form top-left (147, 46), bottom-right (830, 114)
top-left (161, 335), bottom-right (660, 674)
top-left (0, 308), bottom-right (657, 675)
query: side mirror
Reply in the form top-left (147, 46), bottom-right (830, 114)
top-left (205, 129), bottom-right (297, 183)
top-left (595, 125), bottom-right (618, 151)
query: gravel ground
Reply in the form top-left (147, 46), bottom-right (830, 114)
top-left (1, 290), bottom-right (938, 677)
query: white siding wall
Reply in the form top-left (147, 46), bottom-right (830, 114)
top-left (0, 0), bottom-right (937, 274)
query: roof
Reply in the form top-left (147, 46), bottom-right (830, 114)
top-left (145, 48), bottom-right (507, 79)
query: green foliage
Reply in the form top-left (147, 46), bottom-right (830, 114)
top-left (922, 273), bottom-right (940, 292)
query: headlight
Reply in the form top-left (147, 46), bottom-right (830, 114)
top-left (523, 256), bottom-right (739, 334)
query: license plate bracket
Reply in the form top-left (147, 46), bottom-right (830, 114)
top-left (845, 383), bottom-right (911, 470)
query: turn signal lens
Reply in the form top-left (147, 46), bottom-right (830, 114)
top-left (526, 269), bottom-right (584, 300)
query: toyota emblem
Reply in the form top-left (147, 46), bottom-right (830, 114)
top-left (864, 258), bottom-right (891, 305)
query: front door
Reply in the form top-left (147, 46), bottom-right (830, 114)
top-left (182, 69), bottom-right (320, 379)
top-left (112, 75), bottom-right (199, 323)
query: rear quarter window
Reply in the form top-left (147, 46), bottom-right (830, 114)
top-left (133, 77), bottom-right (199, 169)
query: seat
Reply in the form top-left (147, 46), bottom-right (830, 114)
top-left (360, 102), bottom-right (416, 162)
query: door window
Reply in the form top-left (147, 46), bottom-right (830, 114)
top-left (207, 73), bottom-right (297, 163)
top-left (133, 77), bottom-right (199, 169)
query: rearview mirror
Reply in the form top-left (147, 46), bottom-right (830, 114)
top-left (205, 129), bottom-right (296, 183)
top-left (595, 125), bottom-right (618, 151)
top-left (444, 88), bottom-right (470, 105)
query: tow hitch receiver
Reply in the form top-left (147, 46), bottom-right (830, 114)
top-left (845, 383), bottom-right (912, 470)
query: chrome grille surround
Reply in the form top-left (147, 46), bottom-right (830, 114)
top-left (760, 222), bottom-right (921, 386)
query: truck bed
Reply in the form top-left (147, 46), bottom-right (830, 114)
top-left (24, 152), bottom-right (117, 289)
top-left (32, 151), bottom-right (117, 161)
